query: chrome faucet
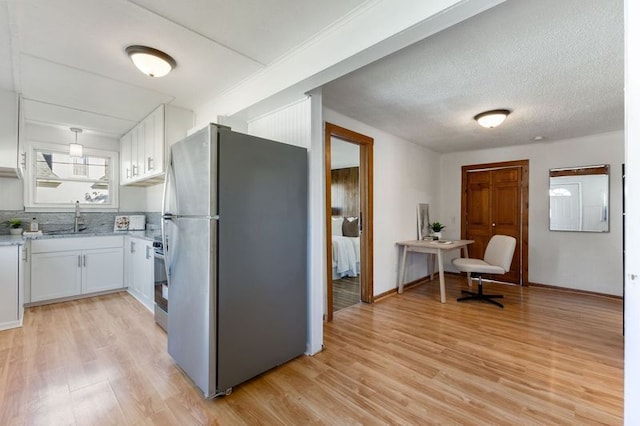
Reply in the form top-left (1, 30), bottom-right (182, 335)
top-left (73, 201), bottom-right (84, 232)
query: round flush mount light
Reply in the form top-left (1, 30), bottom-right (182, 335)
top-left (126, 45), bottom-right (176, 78)
top-left (474, 109), bottom-right (511, 128)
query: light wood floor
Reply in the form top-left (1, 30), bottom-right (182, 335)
top-left (0, 276), bottom-right (623, 425)
top-left (333, 276), bottom-right (360, 312)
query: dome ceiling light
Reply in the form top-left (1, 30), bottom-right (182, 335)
top-left (474, 109), bottom-right (511, 128)
top-left (125, 45), bottom-right (176, 78)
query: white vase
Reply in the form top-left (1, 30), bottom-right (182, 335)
top-left (9, 228), bottom-right (23, 236)
top-left (432, 231), bottom-right (442, 240)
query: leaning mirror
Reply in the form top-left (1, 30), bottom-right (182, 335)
top-left (549, 164), bottom-right (609, 232)
top-left (416, 203), bottom-right (430, 240)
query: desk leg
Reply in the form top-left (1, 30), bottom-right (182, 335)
top-left (398, 246), bottom-right (408, 293)
top-left (429, 254), bottom-right (435, 281)
top-left (463, 245), bottom-right (472, 287)
top-left (437, 249), bottom-right (446, 303)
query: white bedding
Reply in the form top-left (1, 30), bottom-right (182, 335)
top-left (332, 235), bottom-right (360, 279)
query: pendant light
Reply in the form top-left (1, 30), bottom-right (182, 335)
top-left (474, 109), bottom-right (511, 128)
top-left (126, 45), bottom-right (176, 78)
top-left (69, 128), bottom-right (83, 158)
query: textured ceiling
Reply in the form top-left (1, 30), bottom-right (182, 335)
top-left (322, 0), bottom-right (624, 153)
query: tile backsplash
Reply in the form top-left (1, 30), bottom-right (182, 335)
top-left (0, 211), bottom-right (162, 235)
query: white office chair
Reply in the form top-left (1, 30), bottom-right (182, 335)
top-left (452, 235), bottom-right (516, 308)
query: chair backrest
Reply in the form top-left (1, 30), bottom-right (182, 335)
top-left (483, 235), bottom-right (517, 272)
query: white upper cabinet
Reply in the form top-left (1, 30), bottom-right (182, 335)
top-left (120, 104), bottom-right (193, 186)
top-left (120, 131), bottom-right (132, 182)
top-left (0, 89), bottom-right (25, 179)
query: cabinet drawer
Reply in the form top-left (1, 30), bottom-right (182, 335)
top-left (31, 236), bottom-right (124, 253)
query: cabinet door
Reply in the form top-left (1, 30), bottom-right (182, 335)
top-left (123, 236), bottom-right (132, 288)
top-left (120, 132), bottom-right (132, 184)
top-left (129, 238), bottom-right (143, 295)
top-left (31, 251), bottom-right (82, 302)
top-left (143, 114), bottom-right (155, 176)
top-left (82, 247), bottom-right (124, 293)
top-left (152, 105), bottom-right (165, 176)
top-left (142, 105), bottom-right (165, 178)
top-left (141, 242), bottom-right (154, 310)
top-left (0, 246), bottom-right (19, 327)
top-left (131, 125), bottom-right (142, 180)
top-left (129, 239), bottom-right (154, 310)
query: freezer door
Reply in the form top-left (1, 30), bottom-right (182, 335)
top-left (216, 129), bottom-right (308, 392)
top-left (166, 216), bottom-right (217, 397)
top-left (170, 125), bottom-right (217, 217)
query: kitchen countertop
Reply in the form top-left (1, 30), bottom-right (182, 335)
top-left (0, 236), bottom-right (26, 246)
top-left (0, 230), bottom-right (159, 245)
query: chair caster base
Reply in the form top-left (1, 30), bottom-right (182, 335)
top-left (457, 289), bottom-right (504, 308)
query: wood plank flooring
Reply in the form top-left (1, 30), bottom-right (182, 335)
top-left (333, 276), bottom-right (360, 312)
top-left (0, 276), bottom-right (623, 425)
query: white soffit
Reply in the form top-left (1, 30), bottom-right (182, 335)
top-left (322, 0), bottom-right (624, 153)
top-left (20, 55), bottom-right (173, 122)
top-left (22, 99), bottom-right (136, 137)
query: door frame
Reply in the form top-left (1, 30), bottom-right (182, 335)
top-left (325, 122), bottom-right (374, 321)
top-left (461, 159), bottom-right (529, 285)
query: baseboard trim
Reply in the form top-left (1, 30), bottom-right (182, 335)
top-left (528, 282), bottom-right (622, 300)
top-left (25, 289), bottom-right (127, 308)
top-left (374, 275), bottom-right (435, 302)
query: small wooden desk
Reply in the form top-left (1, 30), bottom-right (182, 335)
top-left (396, 239), bottom-right (474, 303)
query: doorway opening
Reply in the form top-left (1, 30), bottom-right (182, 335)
top-left (325, 123), bottom-right (373, 321)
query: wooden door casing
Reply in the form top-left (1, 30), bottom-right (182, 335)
top-left (325, 123), bottom-right (374, 321)
top-left (462, 160), bottom-right (529, 285)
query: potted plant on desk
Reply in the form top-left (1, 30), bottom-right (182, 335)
top-left (430, 221), bottom-right (445, 240)
top-left (4, 218), bottom-right (23, 236)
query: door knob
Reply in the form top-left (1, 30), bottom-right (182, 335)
top-left (492, 223), bottom-right (496, 227)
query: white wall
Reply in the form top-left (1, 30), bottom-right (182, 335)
top-left (248, 98), bottom-right (311, 149)
top-left (323, 108), bottom-right (441, 296)
top-left (440, 130), bottom-right (624, 296)
top-left (625, 0), bottom-right (640, 421)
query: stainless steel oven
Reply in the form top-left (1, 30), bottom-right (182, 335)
top-left (153, 239), bottom-right (168, 331)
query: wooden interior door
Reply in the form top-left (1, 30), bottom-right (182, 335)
top-left (462, 160), bottom-right (529, 285)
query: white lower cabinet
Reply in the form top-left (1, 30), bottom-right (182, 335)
top-left (0, 245), bottom-right (24, 330)
top-left (31, 251), bottom-right (82, 301)
top-left (30, 236), bottom-right (124, 303)
top-left (125, 236), bottom-right (154, 311)
top-left (82, 248), bottom-right (125, 293)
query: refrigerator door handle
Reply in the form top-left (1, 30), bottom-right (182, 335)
top-left (161, 152), bottom-right (175, 283)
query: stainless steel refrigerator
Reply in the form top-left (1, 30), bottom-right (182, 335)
top-left (161, 124), bottom-right (307, 398)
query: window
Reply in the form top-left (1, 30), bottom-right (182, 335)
top-left (26, 142), bottom-right (119, 209)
